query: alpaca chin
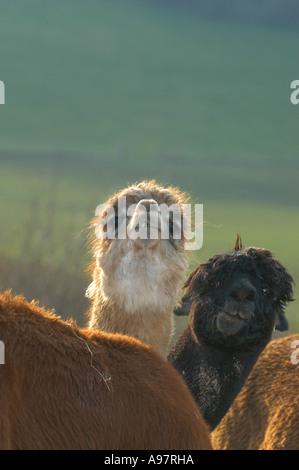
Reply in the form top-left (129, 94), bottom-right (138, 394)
top-left (216, 311), bottom-right (248, 336)
top-left (98, 238), bottom-right (187, 315)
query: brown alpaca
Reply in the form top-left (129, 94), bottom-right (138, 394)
top-left (86, 180), bottom-right (189, 357)
top-left (211, 334), bottom-right (299, 450)
top-left (0, 291), bottom-right (212, 450)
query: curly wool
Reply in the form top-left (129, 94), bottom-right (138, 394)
top-left (182, 247), bottom-right (294, 352)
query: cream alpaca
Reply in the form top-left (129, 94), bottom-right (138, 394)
top-left (86, 180), bottom-right (190, 357)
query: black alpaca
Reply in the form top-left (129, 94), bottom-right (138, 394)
top-left (168, 238), bottom-right (294, 431)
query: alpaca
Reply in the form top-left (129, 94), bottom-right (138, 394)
top-left (168, 238), bottom-right (294, 430)
top-left (86, 180), bottom-right (190, 357)
top-left (211, 334), bottom-right (299, 450)
top-left (0, 291), bottom-right (212, 450)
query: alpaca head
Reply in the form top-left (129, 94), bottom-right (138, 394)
top-left (86, 180), bottom-right (189, 315)
top-left (175, 238), bottom-right (294, 350)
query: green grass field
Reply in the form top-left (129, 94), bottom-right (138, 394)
top-left (0, 0), bottom-right (298, 335)
top-left (0, 153), bottom-right (298, 336)
top-left (0, 0), bottom-right (298, 160)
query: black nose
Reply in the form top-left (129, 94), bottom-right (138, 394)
top-left (224, 278), bottom-right (256, 321)
top-left (228, 279), bottom-right (256, 303)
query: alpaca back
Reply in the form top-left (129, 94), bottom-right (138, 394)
top-left (211, 335), bottom-right (299, 450)
top-left (0, 292), bottom-right (211, 450)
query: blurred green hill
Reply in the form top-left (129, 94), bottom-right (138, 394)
top-left (147, 0), bottom-right (299, 28)
top-left (0, 0), bottom-right (298, 160)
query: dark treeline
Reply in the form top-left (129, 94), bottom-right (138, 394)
top-left (147, 0), bottom-right (299, 29)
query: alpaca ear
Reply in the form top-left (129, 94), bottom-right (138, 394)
top-left (85, 281), bottom-right (96, 299)
top-left (183, 265), bottom-right (205, 289)
top-left (233, 233), bottom-right (243, 251)
top-left (274, 266), bottom-right (294, 331)
top-left (174, 294), bottom-right (191, 316)
top-left (274, 312), bottom-right (289, 331)
top-left (174, 267), bottom-right (201, 316)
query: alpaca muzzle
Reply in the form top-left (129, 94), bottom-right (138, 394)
top-left (225, 278), bottom-right (256, 321)
top-left (216, 278), bottom-right (257, 335)
top-left (127, 199), bottom-right (168, 248)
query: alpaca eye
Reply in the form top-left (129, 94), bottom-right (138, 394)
top-left (168, 220), bottom-right (179, 242)
top-left (262, 287), bottom-right (271, 296)
top-left (114, 216), bottom-right (119, 234)
top-left (115, 216), bottom-right (126, 235)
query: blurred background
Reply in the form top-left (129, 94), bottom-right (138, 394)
top-left (0, 0), bottom-right (298, 341)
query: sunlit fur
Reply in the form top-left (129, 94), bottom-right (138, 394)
top-left (211, 335), bottom-right (299, 450)
top-left (86, 180), bottom-right (190, 357)
top-left (0, 291), bottom-right (212, 450)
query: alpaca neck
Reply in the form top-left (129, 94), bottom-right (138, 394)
top-left (88, 290), bottom-right (174, 358)
top-left (87, 258), bottom-right (184, 357)
top-left (168, 327), bottom-right (265, 430)
top-left (194, 339), bottom-right (263, 431)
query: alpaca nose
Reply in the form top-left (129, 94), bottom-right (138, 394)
top-left (128, 199), bottom-right (160, 249)
top-left (228, 279), bottom-right (256, 304)
top-left (224, 277), bottom-right (257, 322)
top-left (135, 199), bottom-right (159, 231)
top-left (136, 199), bottom-right (158, 212)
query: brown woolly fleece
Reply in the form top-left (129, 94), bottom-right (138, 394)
top-left (0, 291), bottom-right (212, 450)
top-left (211, 334), bottom-right (299, 450)
top-left (86, 180), bottom-right (190, 358)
